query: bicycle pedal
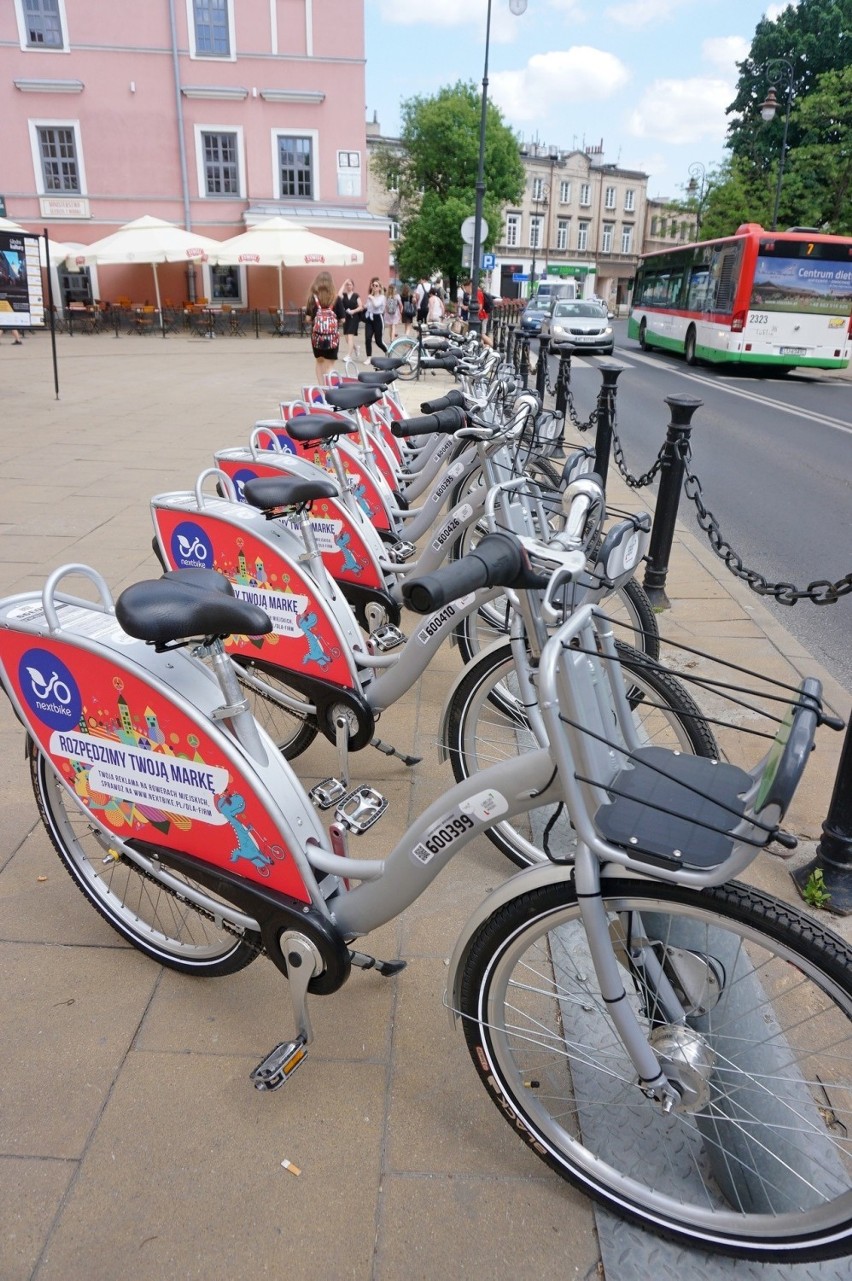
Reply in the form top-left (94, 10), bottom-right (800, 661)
top-left (369, 623), bottom-right (406, 652)
top-left (310, 777), bottom-right (348, 810)
top-left (387, 540), bottom-right (417, 564)
top-left (335, 786), bottom-right (388, 834)
top-left (251, 1035), bottom-right (308, 1091)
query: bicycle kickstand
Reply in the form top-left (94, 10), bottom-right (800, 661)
top-left (250, 933), bottom-right (322, 1091)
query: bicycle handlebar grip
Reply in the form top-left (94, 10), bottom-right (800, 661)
top-left (420, 390), bottom-right (466, 413)
top-left (391, 406), bottom-right (467, 437)
top-left (402, 533), bottom-right (525, 614)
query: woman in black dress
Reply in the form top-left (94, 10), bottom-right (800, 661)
top-left (338, 278), bottom-right (363, 360)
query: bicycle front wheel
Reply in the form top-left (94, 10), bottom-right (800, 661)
top-left (460, 877), bottom-right (852, 1261)
top-left (387, 336), bottom-right (419, 380)
top-left (445, 640), bottom-right (716, 868)
top-left (30, 741), bottom-right (261, 975)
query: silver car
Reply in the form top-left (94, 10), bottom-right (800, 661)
top-left (541, 300), bottom-right (614, 355)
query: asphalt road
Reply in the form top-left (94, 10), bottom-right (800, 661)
top-left (546, 320), bottom-right (852, 695)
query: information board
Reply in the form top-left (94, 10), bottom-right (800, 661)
top-left (0, 230), bottom-right (44, 329)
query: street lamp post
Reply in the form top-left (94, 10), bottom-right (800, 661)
top-left (529, 184), bottom-right (549, 292)
top-left (759, 59), bottom-right (795, 232)
top-left (470, 0), bottom-right (527, 333)
top-left (686, 161), bottom-right (706, 236)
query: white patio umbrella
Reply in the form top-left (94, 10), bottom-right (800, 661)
top-left (210, 216), bottom-right (364, 310)
top-left (67, 215), bottom-right (223, 317)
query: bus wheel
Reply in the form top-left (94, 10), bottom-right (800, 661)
top-left (684, 327), bottom-right (698, 366)
top-left (638, 319), bottom-right (648, 350)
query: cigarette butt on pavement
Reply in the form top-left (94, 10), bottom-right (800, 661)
top-left (281, 1159), bottom-right (301, 1176)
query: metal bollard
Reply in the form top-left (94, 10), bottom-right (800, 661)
top-left (505, 322), bottom-right (515, 366)
top-left (554, 346), bottom-right (573, 419)
top-left (792, 719), bottom-right (852, 914)
top-left (519, 335), bottom-right (531, 388)
top-left (592, 363), bottom-right (623, 490)
top-left (535, 334), bottom-right (550, 399)
top-left (642, 395), bottom-right (703, 608)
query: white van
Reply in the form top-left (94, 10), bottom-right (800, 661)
top-left (533, 280), bottom-right (577, 304)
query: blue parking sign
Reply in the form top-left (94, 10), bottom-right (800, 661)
top-left (481, 253), bottom-right (496, 270)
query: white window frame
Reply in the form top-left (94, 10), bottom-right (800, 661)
top-left (336, 149), bottom-right (361, 198)
top-left (14, 0), bottom-right (69, 52)
top-left (529, 214), bottom-right (544, 250)
top-left (601, 223), bottom-right (614, 253)
top-left (209, 262), bottom-right (245, 305)
top-left (604, 185), bottom-right (616, 211)
top-left (194, 124), bottom-right (245, 198)
top-left (577, 221), bottom-right (589, 251)
top-left (505, 213), bottom-right (520, 248)
top-left (621, 224), bottom-right (634, 253)
top-left (388, 220), bottom-right (400, 242)
top-left (531, 176), bottom-right (544, 202)
top-left (556, 218), bottom-right (569, 251)
top-left (624, 188), bottom-right (636, 212)
top-left (186, 0), bottom-right (236, 61)
top-left (273, 127), bottom-right (319, 201)
top-left (559, 179), bottom-right (571, 204)
top-left (28, 117), bottom-right (86, 194)
top-left (580, 183), bottom-right (591, 207)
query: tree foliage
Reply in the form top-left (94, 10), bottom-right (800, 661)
top-left (372, 81), bottom-right (524, 287)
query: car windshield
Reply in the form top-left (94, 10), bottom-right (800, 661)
top-left (526, 297), bottom-right (551, 312)
top-left (552, 303), bottom-right (606, 318)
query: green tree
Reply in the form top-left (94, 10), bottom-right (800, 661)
top-left (782, 65), bottom-right (852, 232)
top-left (697, 159), bottom-right (772, 239)
top-left (373, 82), bottom-right (524, 291)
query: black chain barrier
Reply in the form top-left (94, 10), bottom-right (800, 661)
top-left (675, 437), bottom-right (852, 606)
top-left (609, 411), bottom-right (666, 488)
top-left (540, 345), bottom-right (598, 432)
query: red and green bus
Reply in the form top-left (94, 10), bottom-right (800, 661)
top-left (627, 223), bottom-right (852, 370)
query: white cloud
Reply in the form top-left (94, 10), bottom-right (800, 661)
top-left (370, 0), bottom-right (527, 40)
top-left (490, 47), bottom-right (630, 123)
top-left (606, 0), bottom-right (689, 29)
top-left (765, 1), bottom-right (799, 19)
top-left (702, 35), bottom-right (749, 74)
top-left (628, 77), bottom-right (732, 145)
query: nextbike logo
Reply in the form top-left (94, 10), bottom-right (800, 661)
top-left (231, 468), bottom-right (259, 503)
top-left (19, 649), bottom-right (82, 730)
top-left (171, 520), bottom-right (214, 569)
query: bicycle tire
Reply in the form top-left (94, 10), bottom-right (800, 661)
top-left (459, 876), bottom-right (852, 1261)
top-left (387, 336), bottom-right (419, 380)
top-left (30, 741), bottom-right (261, 975)
top-left (234, 661), bottom-right (319, 759)
top-left (445, 640), bottom-right (717, 868)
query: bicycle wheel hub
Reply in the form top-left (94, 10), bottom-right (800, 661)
top-left (648, 1024), bottom-right (715, 1113)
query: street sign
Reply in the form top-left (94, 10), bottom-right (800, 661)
top-left (512, 273), bottom-right (529, 282)
top-left (482, 252), bottom-right (496, 270)
top-left (460, 215), bottom-right (488, 246)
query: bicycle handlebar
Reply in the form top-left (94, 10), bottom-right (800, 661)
top-left (391, 406), bottom-right (467, 438)
top-left (420, 390), bottom-right (466, 414)
top-left (403, 533), bottom-right (548, 614)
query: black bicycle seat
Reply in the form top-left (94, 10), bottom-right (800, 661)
top-left (324, 385), bottom-right (382, 411)
top-left (286, 413), bottom-right (357, 443)
top-left (117, 577), bottom-right (271, 648)
top-left (243, 475), bottom-right (339, 512)
top-left (369, 356), bottom-right (407, 371)
top-left (358, 371), bottom-right (397, 386)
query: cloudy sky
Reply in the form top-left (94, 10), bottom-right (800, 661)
top-left (364, 0), bottom-right (794, 198)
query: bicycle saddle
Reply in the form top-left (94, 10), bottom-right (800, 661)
top-left (323, 386), bottom-right (382, 411)
top-left (116, 576), bottom-right (271, 648)
top-left (357, 371), bottom-right (397, 386)
top-left (243, 474), bottom-right (339, 512)
top-left (369, 356), bottom-right (407, 371)
top-left (286, 413), bottom-right (357, 443)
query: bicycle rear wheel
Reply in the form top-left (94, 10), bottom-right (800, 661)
top-left (30, 741), bottom-right (260, 975)
top-left (387, 336), bottom-right (419, 380)
top-left (460, 877), bottom-right (852, 1261)
top-left (234, 661), bottom-right (318, 759)
top-left (445, 640), bottom-right (716, 868)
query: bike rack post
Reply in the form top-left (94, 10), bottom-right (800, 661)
top-left (792, 721), bottom-right (852, 914)
top-left (592, 363), bottom-right (623, 490)
top-left (642, 395), bottom-right (702, 608)
top-left (519, 335), bottom-right (531, 389)
top-left (506, 323), bottom-right (516, 367)
top-left (535, 334), bottom-right (550, 399)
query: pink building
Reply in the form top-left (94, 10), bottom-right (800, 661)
top-left (0, 0), bottom-right (388, 311)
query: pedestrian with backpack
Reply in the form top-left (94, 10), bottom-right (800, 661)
top-left (363, 278), bottom-right (388, 361)
top-left (400, 286), bottom-right (417, 336)
top-left (306, 271), bottom-right (344, 381)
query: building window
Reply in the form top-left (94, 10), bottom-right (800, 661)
top-left (211, 264), bottom-right (241, 302)
top-left (505, 213), bottom-right (520, 247)
top-left (389, 220), bottom-right (400, 242)
top-left (531, 176), bottom-right (544, 202)
top-left (604, 186), bottom-right (616, 210)
top-left (625, 188), bottom-right (635, 212)
top-left (621, 225), bottom-right (634, 254)
top-left (559, 179), bottom-right (571, 204)
top-left (202, 131), bottom-right (239, 195)
top-left (577, 221), bottom-right (589, 251)
top-left (556, 218), bottom-right (569, 251)
top-left (601, 223), bottom-right (614, 253)
top-left (649, 216), bottom-right (658, 236)
top-left (386, 166), bottom-right (399, 192)
top-left (337, 150), bottom-right (361, 197)
top-left (193, 0), bottom-right (230, 56)
top-left (23, 0), bottom-right (63, 47)
top-left (580, 183), bottom-right (591, 207)
top-left (279, 135), bottom-right (313, 199)
top-left (37, 125), bottom-right (79, 192)
top-left (529, 215), bottom-right (544, 250)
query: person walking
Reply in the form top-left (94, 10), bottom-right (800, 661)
top-left (426, 287), bottom-right (445, 325)
top-left (338, 278), bottom-right (363, 360)
top-left (415, 276), bottom-right (431, 325)
top-left (306, 271), bottom-right (344, 382)
top-left (384, 284), bottom-right (401, 343)
top-left (363, 279), bottom-right (388, 361)
top-left (400, 286), bottom-right (416, 336)
top-left (1, 328), bottom-right (23, 345)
